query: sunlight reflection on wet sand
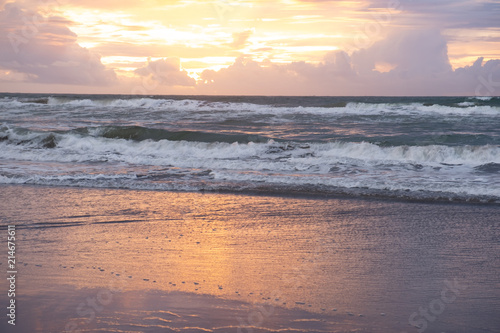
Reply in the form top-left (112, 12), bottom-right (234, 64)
top-left (1, 185), bottom-right (499, 332)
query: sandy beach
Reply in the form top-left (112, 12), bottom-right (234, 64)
top-left (1, 184), bottom-right (499, 332)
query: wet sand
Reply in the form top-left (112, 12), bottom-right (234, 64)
top-left (0, 185), bottom-right (499, 333)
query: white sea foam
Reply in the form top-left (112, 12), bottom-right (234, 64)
top-left (1, 132), bottom-right (498, 168)
top-left (2, 97), bottom-right (498, 117)
top-left (469, 96), bottom-right (494, 101)
top-left (1, 163), bottom-right (498, 200)
top-left (1, 95), bottom-right (499, 201)
top-left (47, 97), bottom-right (94, 106)
top-left (1, 132), bottom-right (499, 201)
top-left (457, 101), bottom-right (476, 107)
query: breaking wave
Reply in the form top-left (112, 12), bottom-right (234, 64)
top-left (1, 96), bottom-right (499, 117)
top-left (1, 124), bottom-right (499, 203)
top-left (1, 94), bottom-right (499, 203)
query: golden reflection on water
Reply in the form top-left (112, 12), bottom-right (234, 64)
top-left (3, 185), bottom-right (497, 324)
top-left (13, 188), bottom-right (370, 311)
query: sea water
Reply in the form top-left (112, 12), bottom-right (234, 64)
top-left (1, 94), bottom-right (499, 203)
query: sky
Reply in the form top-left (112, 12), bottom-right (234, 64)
top-left (0, 0), bottom-right (499, 96)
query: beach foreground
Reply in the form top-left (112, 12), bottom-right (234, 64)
top-left (0, 185), bottom-right (499, 333)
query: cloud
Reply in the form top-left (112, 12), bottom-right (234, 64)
top-left (92, 42), bottom-right (231, 59)
top-left (0, 2), bottom-right (116, 85)
top-left (57, 0), bottom-right (181, 9)
top-left (198, 29), bottom-right (500, 96)
top-left (366, 0), bottom-right (500, 30)
top-left (198, 56), bottom-right (305, 95)
top-left (229, 30), bottom-right (252, 49)
top-left (1, 1), bottom-right (498, 96)
top-left (351, 29), bottom-right (452, 76)
top-left (134, 57), bottom-right (195, 87)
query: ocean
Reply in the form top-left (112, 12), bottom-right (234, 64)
top-left (1, 93), bottom-right (499, 203)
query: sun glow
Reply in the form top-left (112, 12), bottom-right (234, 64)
top-left (51, 1), bottom-right (356, 79)
top-left (1, 0), bottom-right (499, 94)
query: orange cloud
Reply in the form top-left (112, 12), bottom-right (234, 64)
top-left (198, 30), bottom-right (500, 96)
top-left (134, 57), bottom-right (195, 87)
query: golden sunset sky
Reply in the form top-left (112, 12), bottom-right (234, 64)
top-left (1, 0), bottom-right (499, 95)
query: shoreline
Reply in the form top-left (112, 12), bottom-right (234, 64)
top-left (1, 182), bottom-right (499, 207)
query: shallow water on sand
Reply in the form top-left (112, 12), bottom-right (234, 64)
top-left (0, 185), bottom-right (499, 332)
